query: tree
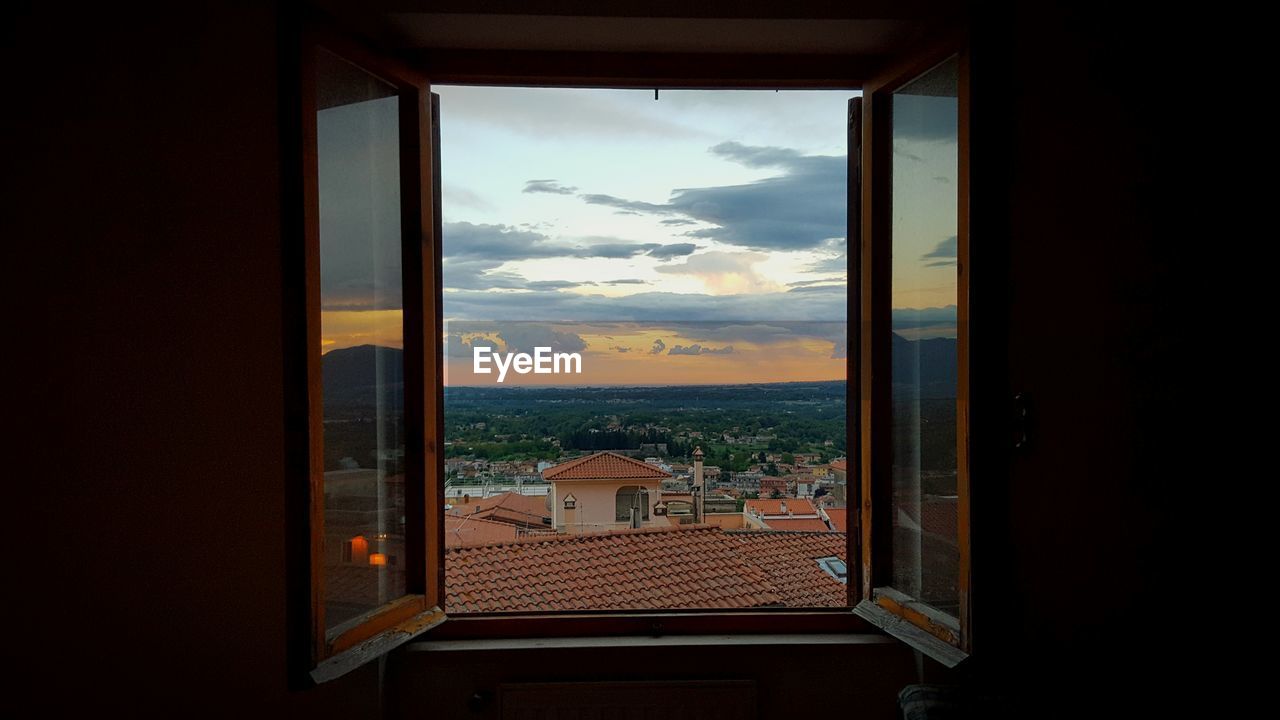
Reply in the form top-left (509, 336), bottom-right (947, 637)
top-left (770, 489), bottom-right (783, 499)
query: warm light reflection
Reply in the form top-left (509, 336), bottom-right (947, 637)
top-left (368, 553), bottom-right (388, 566)
top-left (349, 535), bottom-right (369, 564)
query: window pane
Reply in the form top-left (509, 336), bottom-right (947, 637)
top-left (315, 50), bottom-right (407, 630)
top-left (889, 57), bottom-right (960, 616)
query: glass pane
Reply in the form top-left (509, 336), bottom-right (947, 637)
top-left (315, 50), bottom-right (406, 631)
top-left (889, 57), bottom-right (960, 616)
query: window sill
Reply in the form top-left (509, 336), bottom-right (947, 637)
top-left (853, 600), bottom-right (968, 668)
top-left (405, 632), bottom-right (900, 654)
top-left (422, 609), bottom-right (871, 640)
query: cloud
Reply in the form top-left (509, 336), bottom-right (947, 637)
top-left (611, 346), bottom-right (632, 353)
top-left (669, 344), bottom-right (734, 355)
top-left (442, 223), bottom-right (700, 289)
top-left (650, 338), bottom-right (666, 354)
top-left (602, 279), bottom-right (648, 285)
top-left (575, 142), bottom-right (845, 252)
top-left (921, 235), bottom-right (957, 267)
top-left (788, 278), bottom-right (845, 288)
top-left (523, 179), bottom-right (577, 195)
top-left (444, 332), bottom-right (500, 358)
top-left (580, 193), bottom-right (672, 215)
top-left (442, 286), bottom-right (848, 323)
top-left (655, 251), bottom-right (780, 293)
top-left (443, 222), bottom-right (567, 262)
top-left (496, 324), bottom-right (588, 355)
top-left (645, 243), bottom-right (698, 259)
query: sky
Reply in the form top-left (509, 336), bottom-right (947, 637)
top-left (316, 83), bottom-right (958, 386)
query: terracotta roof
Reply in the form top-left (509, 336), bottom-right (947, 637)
top-left (745, 498), bottom-right (819, 516)
top-left (446, 526), bottom-right (776, 612)
top-left (445, 514), bottom-right (519, 548)
top-left (759, 517), bottom-right (833, 532)
top-left (447, 492), bottom-right (550, 528)
top-left (824, 508), bottom-right (850, 532)
top-left (445, 526), bottom-right (848, 613)
top-left (830, 459), bottom-right (847, 471)
top-left (726, 531), bottom-right (848, 606)
top-left (542, 451), bottom-right (671, 481)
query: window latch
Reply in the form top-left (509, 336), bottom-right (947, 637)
top-left (1012, 392), bottom-right (1032, 450)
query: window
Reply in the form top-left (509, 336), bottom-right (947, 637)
top-left (853, 42), bottom-right (971, 665)
top-left (614, 486), bottom-right (651, 524)
top-left (293, 30), bottom-right (444, 683)
top-left (292, 19), bottom-right (970, 680)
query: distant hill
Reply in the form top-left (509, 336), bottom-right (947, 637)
top-left (892, 333), bottom-right (957, 398)
top-left (322, 345), bottom-right (404, 412)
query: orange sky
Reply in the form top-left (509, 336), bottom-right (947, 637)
top-left (322, 312), bottom-right (846, 386)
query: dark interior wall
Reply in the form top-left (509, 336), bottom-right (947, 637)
top-left (969, 1), bottom-right (1201, 713)
top-left (6, 3), bottom-right (380, 715)
top-left (390, 640), bottom-right (917, 719)
top-left (6, 0), bottom-right (1204, 716)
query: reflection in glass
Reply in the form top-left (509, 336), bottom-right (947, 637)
top-left (316, 50), bottom-right (406, 630)
top-left (889, 57), bottom-right (960, 616)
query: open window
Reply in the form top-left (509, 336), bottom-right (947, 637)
top-left (293, 28), bottom-right (445, 683)
top-left (852, 40), bottom-right (972, 666)
top-left (291, 17), bottom-right (970, 680)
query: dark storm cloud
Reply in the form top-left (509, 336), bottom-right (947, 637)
top-left (442, 223), bottom-right (702, 290)
top-left (921, 235), bottom-right (957, 267)
top-left (523, 179), bottom-right (577, 195)
top-left (576, 142), bottom-right (845, 251)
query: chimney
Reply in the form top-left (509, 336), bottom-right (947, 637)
top-left (692, 446), bottom-right (705, 522)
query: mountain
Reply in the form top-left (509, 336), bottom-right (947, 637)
top-left (321, 345), bottom-right (404, 411)
top-left (891, 333), bottom-right (958, 398)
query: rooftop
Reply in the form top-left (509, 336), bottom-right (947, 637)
top-left (744, 498), bottom-right (819, 517)
top-left (444, 514), bottom-right (519, 548)
top-left (824, 508), bottom-right (850, 532)
top-left (445, 525), bottom-right (847, 613)
top-left (542, 451), bottom-right (672, 481)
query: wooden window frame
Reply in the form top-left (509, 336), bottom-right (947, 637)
top-left (289, 25), bottom-right (446, 685)
top-left (851, 36), bottom-right (972, 667)
top-left (287, 16), bottom-right (972, 679)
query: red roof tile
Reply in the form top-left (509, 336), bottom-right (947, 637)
top-left (445, 526), bottom-right (848, 613)
top-left (760, 517), bottom-right (832, 532)
top-left (447, 492), bottom-right (551, 528)
top-left (744, 498), bottom-right (818, 516)
top-left (445, 514), bottom-right (519, 548)
top-left (824, 508), bottom-right (850, 532)
top-left (542, 451), bottom-right (671, 481)
top-left (726, 531), bottom-right (848, 607)
top-left (830, 459), bottom-right (847, 471)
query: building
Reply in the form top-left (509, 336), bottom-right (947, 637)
top-left (543, 451), bottom-right (672, 533)
top-left (744, 498), bottom-right (833, 532)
